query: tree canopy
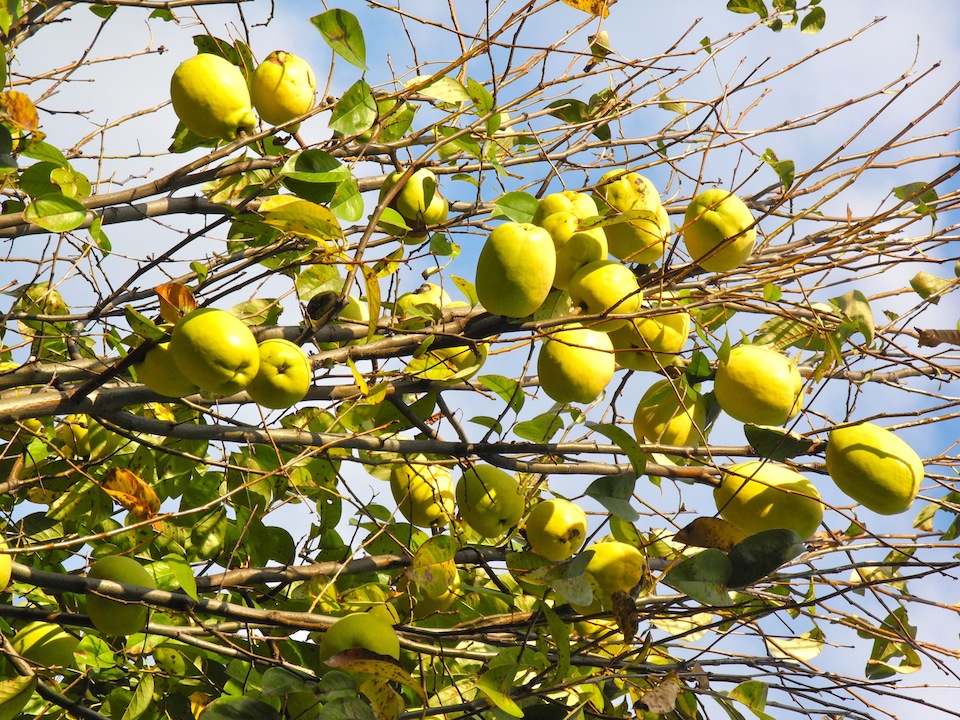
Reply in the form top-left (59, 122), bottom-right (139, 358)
top-left (0, 1), bottom-right (959, 719)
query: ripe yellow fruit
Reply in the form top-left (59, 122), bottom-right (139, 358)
top-left (134, 341), bottom-right (199, 398)
top-left (714, 345), bottom-right (803, 426)
top-left (826, 422), bottom-right (923, 515)
top-left (538, 212), bottom-right (608, 290)
top-left (245, 339), bottom-right (312, 409)
top-left (682, 189), bottom-right (756, 272)
top-left (250, 50), bottom-right (316, 127)
top-left (456, 465), bottom-right (525, 538)
top-left (584, 541), bottom-right (646, 596)
top-left (390, 456), bottom-right (455, 528)
top-left (525, 498), bottom-right (588, 561)
top-left (169, 308), bottom-right (260, 397)
top-left (632, 379), bottom-right (706, 448)
top-left (714, 461), bottom-right (823, 540)
top-left (537, 325), bottom-right (615, 404)
top-left (170, 54), bottom-right (256, 140)
top-left (593, 170), bottom-right (669, 263)
top-left (611, 303), bottom-right (691, 372)
top-left (568, 260), bottom-right (643, 333)
top-left (319, 611), bottom-right (400, 662)
top-left (476, 223), bottom-right (556, 318)
top-left (12, 621), bottom-right (79, 668)
top-left (56, 414), bottom-right (122, 460)
top-left (86, 555), bottom-right (157, 636)
top-left (532, 191), bottom-right (599, 225)
top-left (394, 168), bottom-right (449, 226)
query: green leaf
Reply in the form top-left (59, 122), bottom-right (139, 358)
top-left (800, 5), bottom-right (826, 33)
top-left (435, 125), bottom-right (482, 160)
top-left (727, 528), bottom-right (804, 588)
top-left (728, 680), bottom-right (776, 720)
top-left (124, 305), bottom-right (165, 342)
top-left (541, 604), bottom-right (571, 683)
top-left (75, 634), bottom-right (118, 670)
top-left (160, 553), bottom-right (198, 600)
top-left (312, 9), bottom-right (367, 70)
top-left (665, 549), bottom-right (733, 606)
top-left (765, 627), bottom-right (824, 662)
top-left (909, 271), bottom-right (952, 304)
top-left (831, 289), bottom-right (874, 344)
top-left (543, 553), bottom-right (595, 606)
top-left (331, 178), bottom-right (364, 222)
top-left (262, 667), bottom-right (318, 697)
top-left (407, 535), bottom-right (459, 598)
top-left (451, 275), bottom-right (478, 306)
top-left (477, 672), bottom-right (524, 717)
top-left (585, 422), bottom-right (647, 476)
top-left (24, 193), bottom-right (87, 232)
top-left (514, 412), bottom-right (564, 442)
top-left (894, 181), bottom-right (939, 221)
top-left (585, 473), bottom-right (639, 521)
top-left (479, 375), bottom-right (525, 414)
top-left (408, 75), bottom-right (470, 104)
top-left (0, 676), bottom-right (36, 720)
top-left (743, 424), bottom-right (817, 461)
top-left (201, 697), bottom-right (282, 720)
top-left (761, 148), bottom-right (794, 190)
top-left (329, 80), bottom-right (377, 137)
top-left (120, 674), bottom-right (154, 720)
top-left (490, 191), bottom-right (539, 223)
top-left (727, 0), bottom-right (768, 18)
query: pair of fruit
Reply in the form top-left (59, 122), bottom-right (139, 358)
top-left (170, 51), bottom-right (315, 140)
top-left (593, 170), bottom-right (671, 264)
top-left (379, 168), bottom-right (449, 233)
top-left (137, 308), bottom-right (312, 409)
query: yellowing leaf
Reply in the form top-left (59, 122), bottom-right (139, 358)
top-left (155, 282), bottom-right (197, 324)
top-left (100, 467), bottom-right (160, 519)
top-left (360, 677), bottom-right (403, 720)
top-left (325, 650), bottom-right (424, 699)
top-left (561, 0), bottom-right (613, 18)
top-left (765, 628), bottom-right (824, 662)
top-left (259, 196), bottom-right (344, 245)
top-left (0, 91), bottom-right (39, 132)
top-left (675, 517), bottom-right (748, 552)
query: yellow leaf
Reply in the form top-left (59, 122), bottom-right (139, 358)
top-left (155, 283), bottom-right (197, 324)
top-left (561, 0), bottom-right (614, 18)
top-left (0, 91), bottom-right (38, 132)
top-left (260, 196), bottom-right (344, 244)
top-left (100, 467), bottom-right (160, 519)
top-left (675, 517), bottom-right (748, 552)
top-left (360, 677), bottom-right (404, 720)
top-left (324, 650), bottom-right (425, 700)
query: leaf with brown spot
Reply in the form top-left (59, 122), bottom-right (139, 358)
top-left (155, 283), bottom-right (197, 324)
top-left (0, 91), bottom-right (38, 132)
top-left (100, 467), bottom-right (160, 519)
top-left (675, 517), bottom-right (748, 552)
top-left (611, 590), bottom-right (639, 640)
top-left (360, 677), bottom-right (403, 720)
top-left (324, 650), bottom-right (425, 700)
top-left (561, 0), bottom-right (614, 18)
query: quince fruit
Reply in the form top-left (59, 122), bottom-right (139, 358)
top-left (524, 498), bottom-right (588, 561)
top-left (390, 456), bottom-right (455, 528)
top-left (476, 222), bottom-right (556, 318)
top-left (714, 345), bottom-right (803, 426)
top-left (170, 54), bottom-right (256, 140)
top-left (0, 536), bottom-right (10, 592)
top-left (56, 414), bottom-right (123, 460)
top-left (593, 170), bottom-right (669, 263)
top-left (537, 324), bottom-right (615, 404)
top-left (319, 611), bottom-right (400, 662)
top-left (568, 260), bottom-right (643, 332)
top-left (682, 189), bottom-right (756, 272)
top-left (538, 211), bottom-right (608, 290)
top-left (245, 339), bottom-right (312, 409)
top-left (12, 621), bottom-right (79, 669)
top-left (250, 50), bottom-right (316, 127)
top-left (456, 465), bottom-right (526, 538)
top-left (395, 168), bottom-right (449, 226)
top-left (532, 191), bottom-right (599, 225)
top-left (134, 341), bottom-right (199, 398)
top-left (611, 302), bottom-right (691, 372)
top-left (826, 422), bottom-right (923, 515)
top-left (584, 541), bottom-right (646, 596)
top-left (394, 282), bottom-right (451, 318)
top-left (714, 461), bottom-right (823, 540)
top-left (632, 378), bottom-right (707, 448)
top-left (86, 554), bottom-right (157, 636)
top-left (407, 342), bottom-right (488, 384)
top-left (169, 308), bottom-right (260, 397)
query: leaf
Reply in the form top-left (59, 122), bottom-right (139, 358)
top-left (24, 193), bottom-right (87, 232)
top-left (260, 196), bottom-right (344, 245)
top-left (0, 676), bottom-right (36, 720)
top-left (406, 535), bottom-right (459, 598)
top-left (800, 5), bottom-right (826, 33)
top-left (325, 650), bottom-right (424, 699)
top-left (665, 549), bottom-right (733, 606)
top-left (743, 424), bottom-right (817, 461)
top-left (120, 673), bottom-right (154, 720)
top-left (637, 672), bottom-right (680, 714)
top-left (765, 628), bottom-right (824, 662)
top-left (329, 80), bottom-right (378, 137)
top-left (477, 672), bottom-right (523, 717)
top-left (611, 590), bottom-right (639, 639)
top-left (831, 289), bottom-right (874, 345)
top-left (479, 375), bottom-right (525, 413)
top-left (727, 528), bottom-right (804, 588)
top-left (406, 76), bottom-right (470, 104)
top-left (761, 148), bottom-right (794, 190)
top-left (451, 276), bottom-right (478, 306)
top-left (0, 91), bottom-right (38, 132)
top-left (584, 473), bottom-right (639, 521)
top-left (585, 422), bottom-right (647, 476)
top-left (160, 553), bottom-right (198, 600)
top-left (543, 553), bottom-right (595, 607)
top-left (541, 604), bottom-right (571, 683)
top-left (331, 178), bottom-right (364, 223)
top-left (490, 191), bottom-right (539, 223)
top-left (726, 0), bottom-right (768, 18)
top-left (675, 517), bottom-right (748, 552)
top-left (100, 467), bottom-right (160, 519)
top-left (916, 328), bottom-right (960, 347)
top-left (312, 9), bottom-right (367, 70)
top-left (513, 412), bottom-right (564, 443)
top-left (200, 697), bottom-right (281, 720)
top-left (560, 0), bottom-right (612, 18)
top-left (910, 271), bottom-right (952, 303)
top-left (894, 181), bottom-right (939, 221)
top-left (155, 283), bottom-right (196, 324)
top-left (124, 305), bottom-right (165, 342)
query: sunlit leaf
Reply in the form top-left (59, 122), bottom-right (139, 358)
top-left (491, 191), bottom-right (539, 223)
top-left (312, 9), bottom-right (367, 70)
top-left (909, 271), bottom-right (952, 303)
top-left (0, 676), bottom-right (36, 720)
top-left (560, 0), bottom-right (612, 18)
top-left (0, 91), bottom-right (38, 132)
top-left (407, 75), bottom-right (470, 104)
top-left (800, 5), bottom-right (826, 33)
top-left (765, 628), bottom-right (824, 662)
top-left (325, 650), bottom-right (424, 699)
top-left (155, 283), bottom-right (197, 324)
top-left (761, 148), bottom-right (794, 190)
top-left (479, 375), bottom-right (525, 414)
top-left (585, 473), bottom-right (639, 521)
top-left (100, 467), bottom-right (160, 519)
top-left (727, 0), bottom-right (768, 18)
top-left (260, 196), bottom-right (344, 244)
top-left (329, 80), bottom-right (377, 137)
top-left (24, 193), bottom-right (87, 232)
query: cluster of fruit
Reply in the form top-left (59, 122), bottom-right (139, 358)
top-left (136, 307), bottom-right (312, 410)
top-left (170, 50), bottom-right (316, 140)
top-left (378, 167), bottom-right (449, 237)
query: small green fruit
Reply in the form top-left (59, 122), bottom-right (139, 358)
top-left (537, 325), bottom-right (615, 404)
top-left (682, 189), bottom-right (756, 272)
top-left (390, 456), bottom-right (455, 528)
top-left (456, 465), bottom-right (525, 538)
top-left (86, 555), bottom-right (157, 636)
top-left (715, 461), bottom-right (823, 540)
top-left (476, 223), bottom-right (556, 318)
top-left (826, 422), bottom-right (923, 515)
top-left (170, 54), bottom-right (256, 140)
